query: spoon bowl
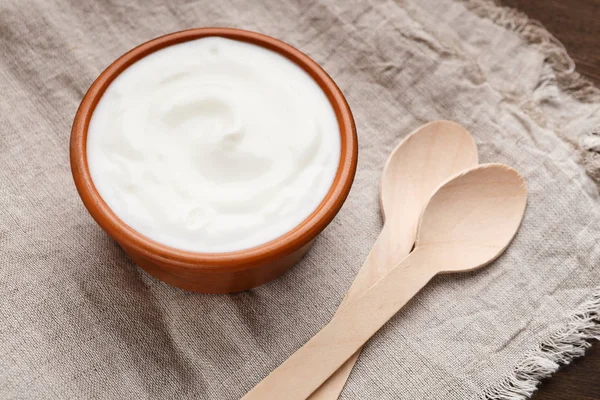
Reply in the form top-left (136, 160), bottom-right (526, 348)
top-left (380, 120), bottom-right (479, 221)
top-left (417, 163), bottom-right (527, 273)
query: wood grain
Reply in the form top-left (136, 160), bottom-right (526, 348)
top-left (497, 1), bottom-right (600, 399)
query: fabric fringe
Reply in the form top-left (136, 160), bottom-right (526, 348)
top-left (460, 0), bottom-right (600, 102)
top-left (484, 291), bottom-right (600, 399)
top-left (580, 130), bottom-right (600, 184)
top-left (455, 1), bottom-right (600, 398)
top-left (460, 0), bottom-right (600, 188)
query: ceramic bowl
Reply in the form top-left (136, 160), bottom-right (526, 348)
top-left (70, 28), bottom-right (357, 293)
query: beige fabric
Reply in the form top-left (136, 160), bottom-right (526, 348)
top-left (1, 0), bottom-right (599, 399)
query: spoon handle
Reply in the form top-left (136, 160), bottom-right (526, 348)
top-left (308, 221), bottom-right (415, 399)
top-left (242, 250), bottom-right (436, 400)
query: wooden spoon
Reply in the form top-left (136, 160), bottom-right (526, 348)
top-left (243, 164), bottom-right (527, 400)
top-left (309, 120), bottom-right (478, 399)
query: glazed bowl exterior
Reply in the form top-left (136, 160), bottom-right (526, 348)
top-left (70, 28), bottom-right (357, 293)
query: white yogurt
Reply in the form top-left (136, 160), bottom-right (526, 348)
top-left (87, 37), bottom-right (340, 252)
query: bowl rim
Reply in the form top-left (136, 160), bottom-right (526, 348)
top-left (70, 27), bottom-right (357, 273)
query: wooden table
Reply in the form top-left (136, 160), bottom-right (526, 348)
top-left (499, 1), bottom-right (600, 399)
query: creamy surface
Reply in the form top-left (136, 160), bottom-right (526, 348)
top-left (87, 37), bottom-right (340, 252)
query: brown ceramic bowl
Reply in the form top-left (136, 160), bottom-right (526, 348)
top-left (70, 28), bottom-right (357, 293)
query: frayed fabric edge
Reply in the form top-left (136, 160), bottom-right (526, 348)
top-left (483, 291), bottom-right (600, 399)
top-left (460, 0), bottom-right (600, 103)
top-left (455, 1), bottom-right (600, 398)
top-left (460, 0), bottom-right (600, 189)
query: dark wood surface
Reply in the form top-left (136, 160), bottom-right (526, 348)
top-left (501, 0), bottom-right (600, 85)
top-left (497, 1), bottom-right (600, 398)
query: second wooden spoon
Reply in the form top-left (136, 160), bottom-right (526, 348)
top-left (309, 120), bottom-right (478, 399)
top-left (243, 164), bottom-right (527, 400)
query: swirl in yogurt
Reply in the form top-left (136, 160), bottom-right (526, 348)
top-left (87, 37), bottom-right (340, 252)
